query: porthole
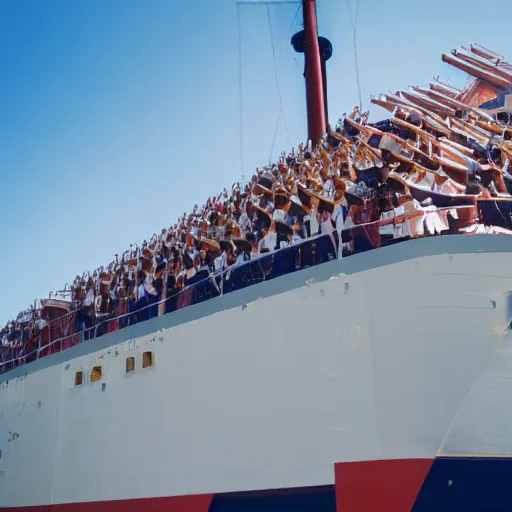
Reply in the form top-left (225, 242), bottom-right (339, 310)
top-left (91, 366), bottom-right (102, 382)
top-left (142, 351), bottom-right (155, 369)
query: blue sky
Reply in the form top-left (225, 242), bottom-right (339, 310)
top-left (0, 0), bottom-right (511, 323)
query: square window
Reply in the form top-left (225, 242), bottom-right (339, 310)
top-left (142, 351), bottom-right (154, 369)
top-left (91, 366), bottom-right (102, 382)
top-left (126, 357), bottom-right (135, 373)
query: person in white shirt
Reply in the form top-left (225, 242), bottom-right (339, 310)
top-left (246, 233), bottom-right (260, 260)
top-left (279, 235), bottom-right (291, 250)
top-left (308, 202), bottom-right (320, 238)
top-left (143, 271), bottom-right (159, 320)
top-left (291, 222), bottom-right (304, 244)
top-left (137, 273), bottom-right (146, 303)
top-left (258, 227), bottom-right (277, 254)
top-left (94, 282), bottom-right (111, 337)
top-left (78, 285), bottom-right (96, 340)
top-left (317, 208), bottom-right (334, 236)
top-left (238, 211), bottom-right (252, 233)
top-left (272, 208), bottom-right (286, 224)
top-left (83, 287), bottom-right (94, 308)
top-left (331, 198), bottom-right (345, 259)
top-left (218, 250), bottom-right (228, 272)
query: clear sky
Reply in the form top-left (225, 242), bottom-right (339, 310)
top-left (0, 0), bottom-right (511, 323)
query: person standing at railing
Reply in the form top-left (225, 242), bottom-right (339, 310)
top-left (140, 266), bottom-right (159, 321)
top-left (76, 282), bottom-right (95, 342)
top-left (330, 192), bottom-right (345, 259)
top-left (258, 226), bottom-right (277, 254)
top-left (153, 263), bottom-right (165, 296)
top-left (94, 282), bottom-right (111, 337)
top-left (151, 263), bottom-right (166, 319)
top-left (317, 207), bottom-right (334, 236)
top-left (185, 261), bottom-right (197, 282)
top-left (279, 231), bottom-right (298, 249)
top-left (1, 325), bottom-right (12, 348)
top-left (131, 270), bottom-right (148, 324)
top-left (246, 233), bottom-right (259, 259)
top-left (234, 246), bottom-right (250, 265)
top-left (215, 240), bottom-right (234, 272)
top-left (106, 280), bottom-right (119, 333)
top-left (165, 261), bottom-right (179, 314)
top-left (306, 200), bottom-right (320, 238)
top-left (290, 222), bottom-right (305, 245)
top-left (238, 208), bottom-right (252, 234)
top-left (198, 250), bottom-right (209, 271)
top-left (158, 263), bottom-right (168, 317)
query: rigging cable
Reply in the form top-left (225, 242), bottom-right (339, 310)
top-left (345, 0), bottom-right (363, 111)
top-left (237, 1), bottom-right (298, 168)
top-left (269, 111), bottom-right (282, 164)
top-left (267, 5), bottom-right (291, 149)
top-left (288, 2), bottom-right (301, 31)
top-left (237, 2), bottom-right (245, 185)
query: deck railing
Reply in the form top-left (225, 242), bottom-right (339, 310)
top-left (0, 203), bottom-right (495, 374)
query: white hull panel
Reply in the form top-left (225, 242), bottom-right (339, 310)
top-left (1, 237), bottom-right (512, 508)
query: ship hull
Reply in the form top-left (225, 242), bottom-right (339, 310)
top-left (3, 459), bottom-right (512, 512)
top-left (2, 235), bottom-right (512, 511)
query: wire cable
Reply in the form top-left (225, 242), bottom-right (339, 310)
top-left (269, 110), bottom-right (282, 163)
top-left (267, 5), bottom-right (291, 147)
top-left (237, 2), bottom-right (245, 184)
top-left (288, 2), bottom-right (301, 31)
top-left (345, 0), bottom-right (363, 111)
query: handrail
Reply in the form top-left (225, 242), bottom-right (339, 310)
top-left (0, 204), bottom-right (483, 373)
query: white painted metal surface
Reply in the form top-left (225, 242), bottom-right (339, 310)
top-left (1, 249), bottom-right (512, 507)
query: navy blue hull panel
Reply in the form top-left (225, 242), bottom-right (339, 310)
top-left (413, 457), bottom-right (512, 512)
top-left (208, 485), bottom-right (336, 512)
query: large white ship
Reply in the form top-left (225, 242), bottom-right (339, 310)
top-left (3, 2), bottom-right (512, 511)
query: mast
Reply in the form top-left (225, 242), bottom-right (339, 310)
top-left (291, 0), bottom-right (332, 144)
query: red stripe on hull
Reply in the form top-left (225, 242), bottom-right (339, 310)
top-left (1, 494), bottom-right (214, 512)
top-left (334, 459), bottom-right (433, 512)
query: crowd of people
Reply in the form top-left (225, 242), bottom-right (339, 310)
top-left (3, 45), bottom-right (512, 367)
